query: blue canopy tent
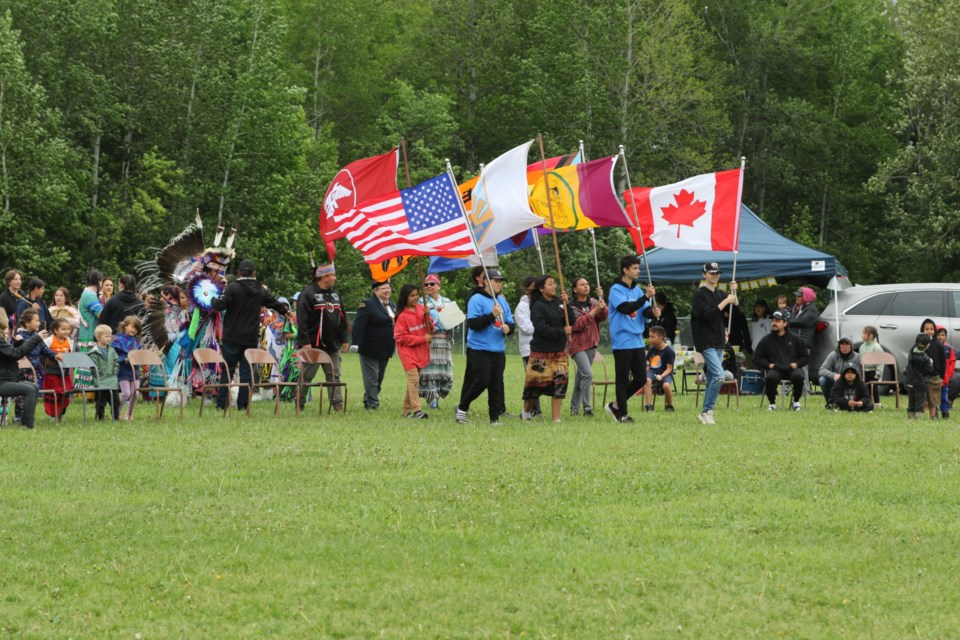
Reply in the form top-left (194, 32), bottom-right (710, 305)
top-left (638, 205), bottom-right (847, 288)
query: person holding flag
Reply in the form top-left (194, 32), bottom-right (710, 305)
top-left (454, 268), bottom-right (514, 426)
top-left (296, 264), bottom-right (349, 412)
top-left (605, 256), bottom-right (659, 424)
top-left (691, 261), bottom-right (739, 425)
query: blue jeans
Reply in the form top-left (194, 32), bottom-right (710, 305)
top-left (218, 341), bottom-right (251, 410)
top-left (699, 348), bottom-right (724, 412)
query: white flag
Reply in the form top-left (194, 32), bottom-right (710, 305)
top-left (469, 141), bottom-right (543, 251)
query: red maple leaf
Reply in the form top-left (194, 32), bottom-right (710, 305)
top-left (660, 189), bottom-right (707, 237)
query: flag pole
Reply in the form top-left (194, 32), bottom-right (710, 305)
top-left (727, 156), bottom-right (746, 334)
top-left (619, 144), bottom-right (653, 286)
top-left (445, 158), bottom-right (495, 298)
top-left (400, 138), bottom-right (422, 284)
top-left (579, 139), bottom-right (602, 290)
top-left (538, 133), bottom-right (570, 327)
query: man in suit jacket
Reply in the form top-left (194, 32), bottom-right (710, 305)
top-left (351, 281), bottom-right (396, 410)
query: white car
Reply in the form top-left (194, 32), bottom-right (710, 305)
top-left (810, 283), bottom-right (960, 388)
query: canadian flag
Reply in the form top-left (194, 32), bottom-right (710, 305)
top-left (624, 168), bottom-right (743, 251)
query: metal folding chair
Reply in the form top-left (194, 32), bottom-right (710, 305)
top-left (692, 352), bottom-right (740, 408)
top-left (244, 348), bottom-right (301, 416)
top-left (590, 351), bottom-right (616, 411)
top-left (296, 347), bottom-right (348, 415)
top-left (861, 352), bottom-right (901, 408)
top-left (127, 349), bottom-right (185, 421)
top-left (192, 348), bottom-right (250, 417)
top-left (58, 352), bottom-right (116, 423)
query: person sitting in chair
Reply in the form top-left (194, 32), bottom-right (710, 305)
top-left (753, 310), bottom-right (809, 411)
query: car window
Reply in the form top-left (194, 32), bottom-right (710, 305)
top-left (845, 293), bottom-right (893, 316)
top-left (886, 290), bottom-right (945, 317)
top-left (952, 292), bottom-right (960, 317)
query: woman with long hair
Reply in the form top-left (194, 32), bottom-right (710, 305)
top-left (521, 275), bottom-right (571, 423)
top-left (567, 277), bottom-right (607, 417)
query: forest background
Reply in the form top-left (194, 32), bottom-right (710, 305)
top-left (1, 0), bottom-right (957, 313)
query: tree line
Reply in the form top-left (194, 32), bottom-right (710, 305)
top-left (0, 0), bottom-right (957, 313)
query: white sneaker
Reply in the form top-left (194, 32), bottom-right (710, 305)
top-left (768, 403), bottom-right (777, 411)
top-left (704, 411), bottom-right (716, 425)
top-left (455, 407), bottom-right (468, 424)
top-left (791, 402), bottom-right (802, 411)
top-left (520, 410), bottom-right (533, 421)
top-left (697, 412), bottom-right (710, 424)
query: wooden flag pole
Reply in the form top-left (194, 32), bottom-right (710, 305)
top-left (399, 138), bottom-right (422, 284)
top-left (537, 133), bottom-right (570, 327)
top-left (727, 156), bottom-right (747, 334)
top-left (619, 144), bottom-right (653, 286)
top-left (579, 139), bottom-right (602, 290)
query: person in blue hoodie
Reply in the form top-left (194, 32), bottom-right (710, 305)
top-left (455, 267), bottom-right (514, 425)
top-left (605, 256), bottom-right (658, 424)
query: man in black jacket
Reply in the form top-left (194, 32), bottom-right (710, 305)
top-left (98, 274), bottom-right (145, 331)
top-left (753, 310), bottom-right (809, 411)
top-left (690, 261), bottom-right (738, 424)
top-left (211, 260), bottom-right (290, 412)
top-left (351, 281), bottom-right (396, 410)
top-left (296, 264), bottom-right (349, 411)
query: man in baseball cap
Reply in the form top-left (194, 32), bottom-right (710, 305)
top-left (690, 260), bottom-right (738, 424)
top-left (753, 309), bottom-right (809, 411)
top-left (295, 263), bottom-right (348, 412)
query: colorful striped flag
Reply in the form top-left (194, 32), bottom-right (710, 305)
top-left (529, 155), bottom-right (634, 231)
top-left (332, 173), bottom-right (475, 264)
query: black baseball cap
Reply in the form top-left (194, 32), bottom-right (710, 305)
top-left (702, 262), bottom-right (721, 274)
top-left (771, 310), bottom-right (789, 322)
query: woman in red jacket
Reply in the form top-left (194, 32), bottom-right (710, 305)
top-left (393, 284), bottom-right (432, 419)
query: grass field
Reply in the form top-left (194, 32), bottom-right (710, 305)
top-left (1, 353), bottom-right (958, 638)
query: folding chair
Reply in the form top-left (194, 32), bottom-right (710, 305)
top-left (692, 352), bottom-right (739, 408)
top-left (296, 347), bottom-right (348, 415)
top-left (244, 348), bottom-right (301, 416)
top-left (58, 352), bottom-right (116, 423)
top-left (590, 351), bottom-right (616, 411)
top-left (192, 348), bottom-right (250, 417)
top-left (680, 350), bottom-right (700, 394)
top-left (0, 358), bottom-right (57, 426)
top-left (861, 351), bottom-right (900, 408)
top-left (756, 370), bottom-right (806, 409)
top-left (127, 349), bottom-right (185, 421)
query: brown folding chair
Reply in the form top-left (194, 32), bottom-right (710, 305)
top-left (590, 351), bottom-right (616, 411)
top-left (127, 349), bottom-right (185, 421)
top-left (244, 348), bottom-right (301, 416)
top-left (692, 352), bottom-right (740, 408)
top-left (861, 351), bottom-right (900, 408)
top-left (296, 347), bottom-right (348, 415)
top-left (192, 348), bottom-right (250, 417)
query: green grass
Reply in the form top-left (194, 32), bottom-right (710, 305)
top-left (1, 353), bottom-right (958, 638)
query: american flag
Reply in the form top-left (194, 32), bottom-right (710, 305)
top-left (332, 173), bottom-right (475, 264)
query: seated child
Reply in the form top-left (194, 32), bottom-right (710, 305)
top-left (42, 318), bottom-right (75, 419)
top-left (112, 315), bottom-right (142, 419)
top-left (935, 325), bottom-right (955, 419)
top-left (905, 334), bottom-right (934, 419)
top-left (13, 309), bottom-right (59, 423)
top-left (858, 326), bottom-right (883, 403)
top-left (87, 324), bottom-right (120, 421)
top-left (643, 326), bottom-right (675, 412)
top-left (828, 363), bottom-right (874, 412)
